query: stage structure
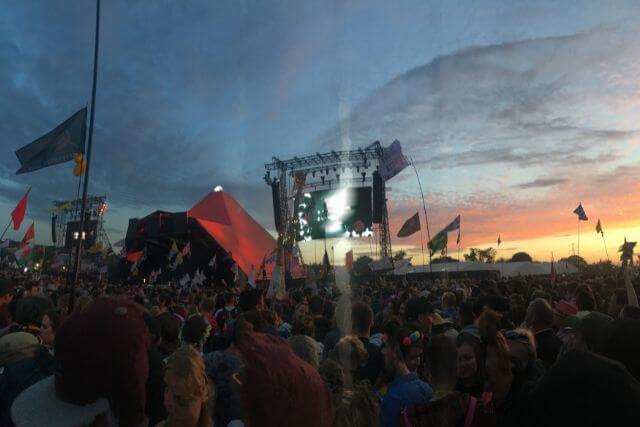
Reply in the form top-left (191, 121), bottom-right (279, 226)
top-left (264, 141), bottom-right (392, 275)
top-left (51, 195), bottom-right (111, 252)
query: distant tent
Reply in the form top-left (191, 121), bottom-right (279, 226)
top-left (188, 191), bottom-right (277, 278)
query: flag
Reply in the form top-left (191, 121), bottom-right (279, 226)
top-left (345, 249), bottom-right (354, 270)
top-left (498, 235), bottom-right (502, 247)
top-left (596, 219), bottom-right (604, 236)
top-left (208, 254), bottom-right (217, 268)
top-left (119, 247), bottom-right (127, 258)
top-left (126, 250), bottom-right (143, 263)
top-left (72, 152), bottom-right (87, 177)
top-left (15, 240), bottom-right (34, 264)
top-left (149, 268), bottom-right (161, 283)
top-left (10, 188), bottom-right (30, 230)
top-left (192, 268), bottom-right (206, 286)
top-left (379, 140), bottom-right (409, 181)
top-left (323, 249), bottom-right (331, 270)
top-left (247, 265), bottom-right (256, 288)
top-left (179, 273), bottom-right (191, 287)
top-left (573, 203), bottom-right (588, 221)
top-left (168, 240), bottom-right (179, 260)
top-left (232, 262), bottom-right (239, 280)
top-left (171, 253), bottom-right (183, 271)
top-left (397, 212), bottom-right (420, 238)
top-left (443, 215), bottom-right (461, 232)
top-left (428, 230), bottom-right (448, 256)
top-left (14, 108), bottom-right (87, 174)
top-left (180, 242), bottom-right (191, 257)
top-left (20, 223), bottom-right (35, 249)
top-left (0, 240), bottom-right (10, 249)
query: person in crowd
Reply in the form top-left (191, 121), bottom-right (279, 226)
top-left (351, 301), bottom-right (384, 386)
top-left (455, 332), bottom-right (485, 397)
top-left (14, 296), bottom-right (53, 337)
top-left (0, 332), bottom-right (55, 427)
top-left (403, 297), bottom-right (434, 337)
top-left (441, 292), bottom-right (458, 323)
top-left (380, 322), bottom-right (433, 427)
top-left (145, 314), bottom-right (167, 427)
top-left (38, 308), bottom-right (63, 350)
top-left (238, 288), bottom-right (264, 313)
top-left (181, 314), bottom-right (212, 354)
top-left (198, 298), bottom-right (218, 333)
top-left (607, 288), bottom-right (628, 318)
top-left (156, 311), bottom-right (183, 360)
top-left (159, 345), bottom-right (214, 427)
top-left (292, 314), bottom-right (324, 360)
top-left (525, 298), bottom-right (562, 368)
top-left (11, 297), bottom-right (150, 427)
top-left (327, 336), bottom-right (369, 390)
top-left (310, 295), bottom-right (332, 343)
top-left (574, 287), bottom-right (596, 319)
top-left (503, 328), bottom-right (545, 383)
top-left (289, 334), bottom-right (319, 369)
top-left (22, 283), bottom-right (39, 298)
top-left (0, 278), bottom-right (15, 330)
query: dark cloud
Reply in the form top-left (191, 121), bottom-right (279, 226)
top-left (514, 178), bottom-right (568, 189)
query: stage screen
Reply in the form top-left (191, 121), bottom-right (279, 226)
top-left (296, 187), bottom-right (373, 241)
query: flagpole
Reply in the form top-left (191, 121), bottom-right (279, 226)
top-left (602, 234), bottom-right (610, 261)
top-left (577, 219), bottom-right (581, 258)
top-left (0, 220), bottom-right (12, 242)
top-left (410, 158), bottom-right (432, 272)
top-left (71, 0), bottom-right (100, 312)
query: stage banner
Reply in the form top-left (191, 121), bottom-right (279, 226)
top-left (379, 140), bottom-right (409, 181)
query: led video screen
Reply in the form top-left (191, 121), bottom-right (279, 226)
top-left (296, 187), bottom-right (373, 241)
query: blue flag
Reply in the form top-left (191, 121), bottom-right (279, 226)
top-left (15, 108), bottom-right (87, 174)
top-left (443, 215), bottom-right (461, 232)
top-left (573, 203), bottom-right (588, 221)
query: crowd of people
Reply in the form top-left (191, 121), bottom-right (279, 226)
top-left (1, 263), bottom-right (640, 426)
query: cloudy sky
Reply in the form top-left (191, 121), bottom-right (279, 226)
top-left (3, 0), bottom-right (640, 264)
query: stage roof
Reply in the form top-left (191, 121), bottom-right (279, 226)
top-left (188, 190), bottom-right (277, 276)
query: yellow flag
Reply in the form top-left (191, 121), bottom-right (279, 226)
top-left (73, 153), bottom-right (87, 177)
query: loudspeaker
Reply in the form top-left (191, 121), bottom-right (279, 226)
top-left (372, 171), bottom-right (384, 223)
top-left (271, 181), bottom-right (282, 232)
top-left (126, 218), bottom-right (140, 240)
top-left (51, 215), bottom-right (57, 243)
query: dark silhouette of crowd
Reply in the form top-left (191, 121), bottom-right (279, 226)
top-left (1, 264), bottom-right (640, 426)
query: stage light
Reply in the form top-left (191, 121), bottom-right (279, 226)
top-left (356, 166), bottom-right (360, 173)
top-left (321, 176), bottom-right (325, 184)
top-left (326, 167), bottom-right (329, 175)
top-left (23, 267), bottom-right (28, 273)
top-left (361, 172), bottom-right (366, 182)
top-left (214, 185), bottom-right (224, 192)
top-left (336, 173), bottom-right (340, 183)
top-left (312, 171), bottom-right (316, 178)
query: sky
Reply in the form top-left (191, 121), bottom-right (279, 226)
top-left (2, 0), bottom-right (640, 265)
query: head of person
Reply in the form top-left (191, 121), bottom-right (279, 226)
top-left (164, 345), bottom-right (215, 427)
top-left (72, 294), bottom-right (93, 314)
top-left (309, 295), bottom-right (325, 317)
top-left (458, 301), bottom-right (476, 328)
top-left (503, 328), bottom-right (536, 374)
top-left (223, 292), bottom-right (235, 307)
top-left (289, 334), bottom-right (319, 369)
top-left (351, 301), bottom-right (373, 337)
top-left (456, 332), bottom-right (484, 387)
top-left (181, 314), bottom-right (212, 353)
top-left (24, 282), bottom-right (39, 297)
top-left (423, 334), bottom-right (458, 395)
top-left (328, 335), bottom-right (368, 377)
top-left (608, 289), bottom-right (628, 318)
top-left (0, 278), bottom-right (15, 307)
top-left (292, 315), bottom-right (315, 338)
top-left (525, 298), bottom-right (553, 332)
top-left (478, 309), bottom-right (512, 395)
top-left (16, 296), bottom-right (53, 329)
top-left (620, 305), bottom-right (640, 320)
top-left (40, 308), bottom-right (64, 348)
top-left (156, 311), bottom-right (183, 354)
top-left (575, 289), bottom-right (596, 312)
top-left (238, 289), bottom-right (264, 313)
top-left (199, 297), bottom-right (216, 316)
top-left (442, 292), bottom-right (456, 310)
top-left (404, 297), bottom-right (433, 335)
top-left (553, 300), bottom-right (579, 330)
top-left (0, 331), bottom-right (40, 367)
top-left (382, 321), bottom-right (425, 378)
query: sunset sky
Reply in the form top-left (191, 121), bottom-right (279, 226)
top-left (2, 1), bottom-right (640, 265)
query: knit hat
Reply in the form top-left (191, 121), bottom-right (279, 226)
top-left (11, 297), bottom-right (150, 427)
top-left (0, 332), bottom-right (39, 367)
top-left (238, 331), bottom-right (335, 427)
top-left (554, 300), bottom-right (578, 317)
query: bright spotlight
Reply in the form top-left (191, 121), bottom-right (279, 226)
top-left (214, 185), bottom-right (224, 192)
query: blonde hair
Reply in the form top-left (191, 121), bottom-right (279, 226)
top-left (165, 345), bottom-right (215, 427)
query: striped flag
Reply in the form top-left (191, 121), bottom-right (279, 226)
top-left (573, 203), bottom-right (588, 221)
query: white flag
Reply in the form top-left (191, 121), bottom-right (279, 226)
top-left (248, 264), bottom-right (256, 288)
top-left (192, 268), bottom-right (206, 286)
top-left (208, 254), bottom-right (217, 268)
top-left (0, 240), bottom-right (10, 249)
top-left (379, 140), bottom-right (409, 181)
top-left (179, 273), bottom-right (191, 287)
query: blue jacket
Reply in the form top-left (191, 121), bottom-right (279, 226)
top-left (381, 373), bottom-right (433, 427)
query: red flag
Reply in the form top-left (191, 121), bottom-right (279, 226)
top-left (345, 250), bottom-right (354, 270)
top-left (20, 223), bottom-right (34, 248)
top-left (126, 250), bottom-right (144, 263)
top-left (11, 188), bottom-right (30, 230)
